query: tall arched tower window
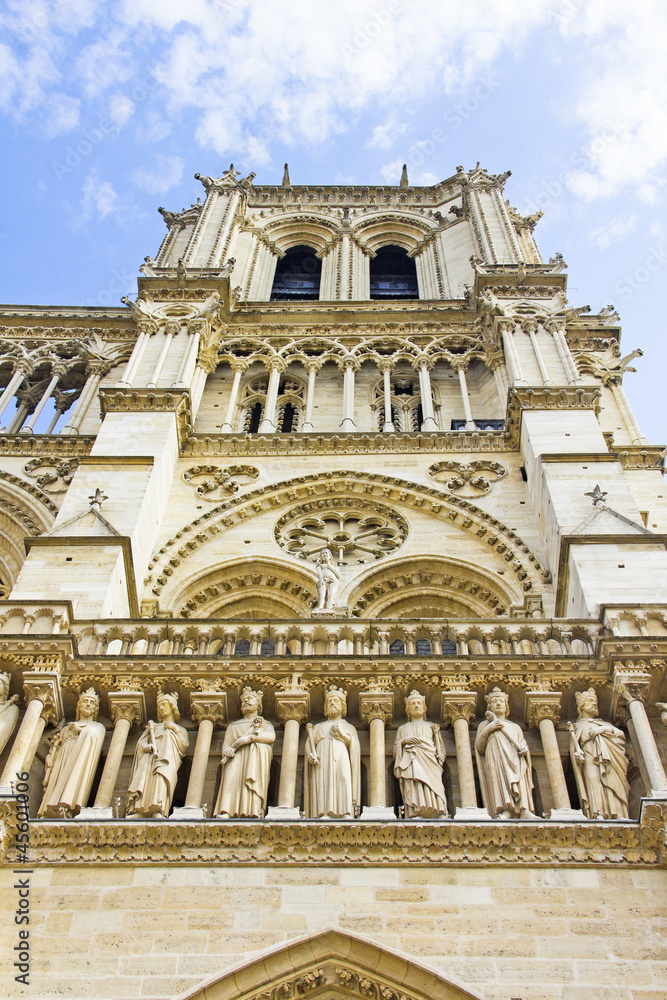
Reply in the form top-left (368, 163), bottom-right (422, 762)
top-left (270, 245), bottom-right (321, 300)
top-left (370, 246), bottom-right (418, 299)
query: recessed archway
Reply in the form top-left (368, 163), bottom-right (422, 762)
top-left (180, 928), bottom-right (484, 1000)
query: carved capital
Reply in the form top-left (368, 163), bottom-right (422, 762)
top-left (190, 691), bottom-right (227, 727)
top-left (612, 668), bottom-right (652, 715)
top-left (338, 357), bottom-right (361, 373)
top-left (229, 358), bottom-right (249, 374)
top-left (266, 358), bottom-right (287, 374)
top-left (376, 358), bottom-right (394, 374)
top-left (22, 670), bottom-right (62, 726)
top-left (441, 690), bottom-right (477, 726)
top-left (359, 690), bottom-right (393, 726)
top-left (275, 689), bottom-right (310, 724)
top-left (525, 691), bottom-right (562, 728)
top-left (521, 318), bottom-right (539, 335)
top-left (448, 357), bottom-right (469, 373)
top-left (108, 690), bottom-right (146, 728)
top-left (303, 359), bottom-right (323, 375)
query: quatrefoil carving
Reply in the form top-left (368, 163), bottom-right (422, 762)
top-left (182, 464), bottom-right (259, 500)
top-left (428, 459), bottom-right (506, 496)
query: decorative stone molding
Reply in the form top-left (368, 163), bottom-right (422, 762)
top-left (441, 691), bottom-right (477, 726)
top-left (611, 668), bottom-right (652, 718)
top-left (0, 436), bottom-right (94, 458)
top-left (358, 690), bottom-right (393, 726)
top-left (23, 457), bottom-right (79, 494)
top-left (99, 388), bottom-right (193, 448)
top-left (189, 689), bottom-right (227, 725)
top-left (182, 463), bottom-right (259, 499)
top-left (505, 386), bottom-right (601, 446)
top-left (428, 459), bottom-right (506, 496)
top-left (147, 470), bottom-right (548, 600)
top-left (275, 687), bottom-right (310, 724)
top-left (3, 804), bottom-right (665, 865)
top-left (108, 689), bottom-right (146, 727)
top-left (22, 669), bottom-right (63, 725)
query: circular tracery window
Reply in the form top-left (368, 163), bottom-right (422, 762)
top-left (275, 498), bottom-right (408, 564)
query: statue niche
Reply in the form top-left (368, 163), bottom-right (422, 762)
top-left (568, 687), bottom-right (630, 819)
top-left (125, 692), bottom-right (188, 819)
top-left (213, 687), bottom-right (275, 818)
top-left (393, 690), bottom-right (449, 818)
top-left (304, 686), bottom-right (360, 818)
top-left (474, 687), bottom-right (537, 819)
top-left (38, 688), bottom-right (106, 818)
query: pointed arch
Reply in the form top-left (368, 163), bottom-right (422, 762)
top-left (0, 472), bottom-right (56, 593)
top-left (180, 928), bottom-right (483, 1000)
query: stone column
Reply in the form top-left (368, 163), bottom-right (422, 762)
top-left (451, 359), bottom-right (475, 430)
top-left (525, 691), bottom-right (584, 819)
top-left (378, 360), bottom-right (395, 433)
top-left (339, 358), bottom-right (359, 432)
top-left (172, 690), bottom-right (228, 819)
top-left (360, 688), bottom-right (395, 819)
top-left (61, 363), bottom-right (107, 435)
top-left (78, 689), bottom-right (146, 819)
top-left (612, 670), bottom-right (667, 799)
top-left (441, 691), bottom-right (489, 819)
top-left (266, 685), bottom-right (310, 819)
top-left (220, 359), bottom-right (247, 432)
top-left (173, 320), bottom-right (202, 388)
top-left (499, 318), bottom-right (526, 386)
top-left (0, 365), bottom-right (29, 423)
top-left (21, 366), bottom-right (63, 435)
top-left (147, 320), bottom-right (179, 388)
top-left (0, 671), bottom-right (62, 793)
top-left (300, 361), bottom-right (320, 432)
top-left (545, 318), bottom-right (581, 385)
top-left (523, 320), bottom-right (551, 386)
top-left (415, 357), bottom-right (438, 431)
top-left (259, 360), bottom-right (284, 432)
top-left (117, 323), bottom-right (152, 387)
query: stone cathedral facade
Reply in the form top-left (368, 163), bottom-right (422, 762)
top-left (0, 162), bottom-right (666, 1000)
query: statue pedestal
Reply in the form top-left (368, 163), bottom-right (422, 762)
top-left (454, 806), bottom-right (493, 820)
top-left (265, 806), bottom-right (301, 820)
top-left (548, 807), bottom-right (586, 821)
top-left (171, 806), bottom-right (205, 820)
top-left (77, 806), bottom-right (113, 820)
top-left (361, 806), bottom-right (396, 820)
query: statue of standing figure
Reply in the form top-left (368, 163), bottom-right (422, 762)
top-left (38, 688), bottom-right (106, 818)
top-left (213, 688), bottom-right (275, 818)
top-left (304, 686), bottom-right (360, 818)
top-left (393, 691), bottom-right (449, 818)
top-left (0, 672), bottom-right (19, 757)
top-left (475, 687), bottom-right (537, 819)
top-left (569, 688), bottom-right (629, 819)
top-left (126, 692), bottom-right (188, 819)
top-left (315, 547), bottom-right (340, 611)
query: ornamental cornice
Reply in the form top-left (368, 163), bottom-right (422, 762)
top-left (146, 470), bottom-right (548, 598)
top-left (614, 446), bottom-right (666, 471)
top-left (4, 803), bottom-right (665, 866)
top-left (98, 388), bottom-right (193, 449)
top-left (0, 435), bottom-right (94, 459)
top-left (505, 386), bottom-right (601, 446)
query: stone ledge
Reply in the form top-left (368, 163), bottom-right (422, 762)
top-left (2, 800), bottom-right (665, 866)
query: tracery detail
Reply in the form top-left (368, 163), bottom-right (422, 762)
top-left (275, 500), bottom-right (408, 564)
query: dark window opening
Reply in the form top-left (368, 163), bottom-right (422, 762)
top-left (370, 246), bottom-right (418, 299)
top-left (260, 640), bottom-right (276, 656)
top-left (415, 638), bottom-right (432, 655)
top-left (451, 418), bottom-right (505, 431)
top-left (393, 380), bottom-right (414, 396)
top-left (416, 404), bottom-right (424, 429)
top-left (234, 639), bottom-right (251, 655)
top-left (271, 245), bottom-right (321, 300)
top-left (389, 639), bottom-right (405, 654)
top-left (248, 401), bottom-right (263, 433)
top-left (520, 466), bottom-right (528, 482)
top-left (280, 403), bottom-right (297, 433)
top-left (441, 639), bottom-right (457, 655)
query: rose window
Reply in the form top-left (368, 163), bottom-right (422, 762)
top-left (275, 501), bottom-right (407, 564)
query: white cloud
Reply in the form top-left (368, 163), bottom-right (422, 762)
top-left (136, 111), bottom-right (172, 143)
top-left (366, 119), bottom-right (411, 151)
top-left (43, 92), bottom-right (80, 136)
top-left (590, 213), bottom-right (638, 249)
top-left (379, 159), bottom-right (405, 185)
top-left (79, 172), bottom-right (118, 223)
top-left (109, 93), bottom-right (135, 128)
top-left (132, 154), bottom-right (184, 194)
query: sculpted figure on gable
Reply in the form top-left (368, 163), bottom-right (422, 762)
top-left (305, 686), bottom-right (360, 818)
top-left (213, 687), bottom-right (275, 819)
top-left (38, 688), bottom-right (105, 818)
top-left (569, 688), bottom-right (630, 820)
top-left (475, 687), bottom-right (537, 819)
top-left (126, 692), bottom-right (188, 819)
top-left (393, 690), bottom-right (449, 818)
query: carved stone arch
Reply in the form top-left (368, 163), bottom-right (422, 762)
top-left (352, 214), bottom-right (433, 254)
top-left (260, 215), bottom-right (341, 255)
top-left (346, 555), bottom-right (517, 618)
top-left (181, 927), bottom-right (483, 1000)
top-left (0, 472), bottom-right (56, 593)
top-left (147, 471), bottom-right (549, 603)
top-left (166, 557), bottom-right (318, 619)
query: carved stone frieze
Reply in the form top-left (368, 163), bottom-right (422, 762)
top-left (182, 463), bottom-right (259, 499)
top-left (3, 803), bottom-right (665, 866)
top-left (23, 457), bottom-right (79, 494)
top-left (428, 459), bottom-right (506, 496)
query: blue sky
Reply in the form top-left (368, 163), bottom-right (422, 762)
top-left (1, 0), bottom-right (666, 442)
